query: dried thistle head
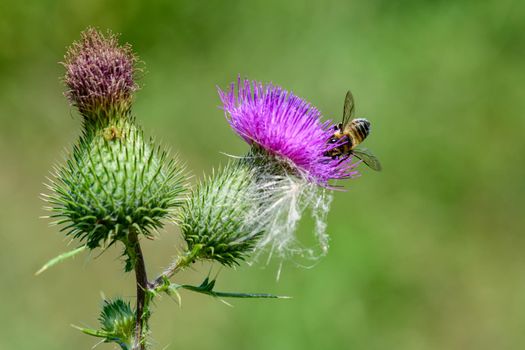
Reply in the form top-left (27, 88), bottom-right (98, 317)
top-left (63, 27), bottom-right (139, 121)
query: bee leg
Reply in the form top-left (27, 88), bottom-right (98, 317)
top-left (337, 154), bottom-right (351, 165)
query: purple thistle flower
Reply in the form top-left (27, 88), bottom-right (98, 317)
top-left (218, 78), bottom-right (358, 184)
top-left (63, 28), bottom-right (139, 119)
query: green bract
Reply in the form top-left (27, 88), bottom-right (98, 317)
top-left (47, 118), bottom-right (185, 251)
top-left (179, 161), bottom-right (264, 267)
top-left (76, 298), bottom-right (136, 350)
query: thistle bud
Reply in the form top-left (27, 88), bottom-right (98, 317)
top-left (45, 31), bottom-right (186, 266)
top-left (63, 27), bottom-right (139, 121)
top-left (46, 120), bottom-right (186, 255)
top-left (76, 298), bottom-right (135, 349)
top-left (179, 161), bottom-right (264, 266)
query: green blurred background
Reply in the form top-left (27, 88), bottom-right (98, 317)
top-left (1, 0), bottom-right (524, 349)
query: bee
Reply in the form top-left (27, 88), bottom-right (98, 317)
top-left (326, 90), bottom-right (382, 171)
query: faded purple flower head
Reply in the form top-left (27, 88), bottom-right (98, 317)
top-left (63, 27), bottom-right (139, 118)
top-left (219, 78), bottom-right (358, 184)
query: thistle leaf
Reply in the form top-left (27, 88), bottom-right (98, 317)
top-left (35, 245), bottom-right (87, 275)
top-left (173, 277), bottom-right (290, 299)
top-left (71, 324), bottom-right (111, 338)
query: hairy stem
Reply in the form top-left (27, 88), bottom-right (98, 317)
top-left (129, 232), bottom-right (149, 350)
top-left (150, 246), bottom-right (200, 290)
top-left (125, 240), bottom-right (198, 349)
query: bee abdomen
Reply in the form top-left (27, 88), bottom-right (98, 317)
top-left (348, 118), bottom-right (371, 144)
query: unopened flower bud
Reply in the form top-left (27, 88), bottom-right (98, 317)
top-left (63, 27), bottom-right (139, 121)
top-left (46, 119), bottom-right (186, 257)
top-left (46, 30), bottom-right (186, 265)
top-left (179, 161), bottom-right (264, 266)
top-left (76, 298), bottom-right (135, 348)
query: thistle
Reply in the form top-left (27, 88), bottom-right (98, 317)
top-left (63, 28), bottom-right (139, 121)
top-left (219, 78), bottom-right (357, 184)
top-left (40, 28), bottom-right (373, 350)
top-left (43, 28), bottom-right (187, 349)
top-left (47, 28), bottom-right (185, 266)
top-left (218, 78), bottom-right (359, 258)
top-left (179, 161), bottom-right (264, 266)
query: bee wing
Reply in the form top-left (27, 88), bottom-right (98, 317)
top-left (352, 147), bottom-right (382, 171)
top-left (342, 90), bottom-right (355, 127)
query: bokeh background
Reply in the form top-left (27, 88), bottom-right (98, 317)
top-left (1, 0), bottom-right (524, 349)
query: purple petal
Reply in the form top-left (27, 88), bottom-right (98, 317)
top-left (63, 28), bottom-right (139, 116)
top-left (219, 78), bottom-right (359, 184)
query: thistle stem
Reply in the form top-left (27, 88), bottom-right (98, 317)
top-left (129, 232), bottom-right (149, 350)
top-left (150, 246), bottom-right (201, 290)
top-left (150, 258), bottom-right (183, 290)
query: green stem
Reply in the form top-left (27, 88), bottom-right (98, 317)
top-left (124, 241), bottom-right (199, 349)
top-left (128, 232), bottom-right (149, 350)
top-left (150, 245), bottom-right (201, 290)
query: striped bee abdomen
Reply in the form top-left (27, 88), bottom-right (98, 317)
top-left (347, 118), bottom-right (371, 146)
